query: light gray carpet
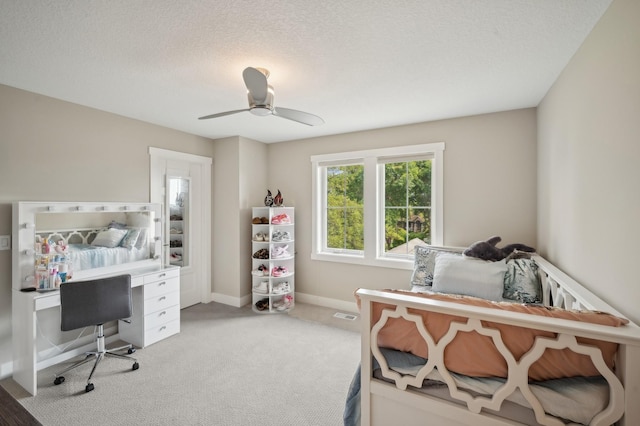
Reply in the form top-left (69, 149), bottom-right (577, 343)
top-left (4, 302), bottom-right (361, 425)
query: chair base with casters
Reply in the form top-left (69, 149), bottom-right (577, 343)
top-left (53, 274), bottom-right (140, 393)
top-left (53, 324), bottom-right (139, 392)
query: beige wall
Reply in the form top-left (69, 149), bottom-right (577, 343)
top-left (0, 84), bottom-right (214, 376)
top-left (211, 136), bottom-right (268, 303)
top-left (538, 0), bottom-right (640, 324)
top-left (268, 108), bottom-right (538, 304)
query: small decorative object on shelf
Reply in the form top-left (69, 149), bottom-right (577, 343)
top-left (273, 190), bottom-right (284, 207)
top-left (264, 190), bottom-right (273, 207)
top-left (251, 206), bottom-right (295, 313)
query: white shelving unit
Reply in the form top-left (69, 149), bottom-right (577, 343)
top-left (167, 176), bottom-right (189, 268)
top-left (251, 206), bottom-right (295, 313)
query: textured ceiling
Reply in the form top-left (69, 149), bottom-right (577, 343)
top-left (0, 0), bottom-right (612, 143)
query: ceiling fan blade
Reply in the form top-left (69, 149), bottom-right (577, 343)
top-left (198, 109), bottom-right (249, 120)
top-left (273, 107), bottom-right (325, 126)
top-left (242, 67), bottom-right (268, 103)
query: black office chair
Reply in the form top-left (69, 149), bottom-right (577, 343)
top-left (53, 274), bottom-right (139, 392)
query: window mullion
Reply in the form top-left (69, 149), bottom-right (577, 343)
top-left (363, 157), bottom-right (378, 261)
top-left (405, 162), bottom-right (410, 249)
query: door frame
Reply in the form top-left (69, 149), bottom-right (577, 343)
top-left (149, 147), bottom-right (212, 305)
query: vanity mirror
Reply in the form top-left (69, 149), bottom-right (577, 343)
top-left (12, 202), bottom-right (163, 291)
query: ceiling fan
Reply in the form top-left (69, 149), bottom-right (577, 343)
top-left (198, 67), bottom-right (324, 126)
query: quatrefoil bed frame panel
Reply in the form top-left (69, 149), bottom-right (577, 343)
top-left (357, 254), bottom-right (640, 426)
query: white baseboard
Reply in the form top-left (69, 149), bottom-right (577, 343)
top-left (294, 292), bottom-right (358, 313)
top-left (211, 292), bottom-right (251, 308)
top-left (212, 291), bottom-right (358, 313)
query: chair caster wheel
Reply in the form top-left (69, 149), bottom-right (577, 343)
top-left (54, 376), bottom-right (65, 385)
top-left (132, 362), bottom-right (139, 371)
top-left (128, 347), bottom-right (136, 354)
top-left (85, 383), bottom-right (94, 392)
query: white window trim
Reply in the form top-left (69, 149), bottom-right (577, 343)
top-left (311, 142), bottom-right (444, 270)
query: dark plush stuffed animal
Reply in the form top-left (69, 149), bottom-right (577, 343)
top-left (463, 236), bottom-right (535, 261)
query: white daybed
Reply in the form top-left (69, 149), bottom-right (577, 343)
top-left (347, 250), bottom-right (640, 426)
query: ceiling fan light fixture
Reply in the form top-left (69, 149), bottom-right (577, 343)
top-left (250, 106), bottom-right (272, 116)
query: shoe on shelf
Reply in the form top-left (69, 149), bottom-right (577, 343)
top-left (253, 281), bottom-right (269, 294)
top-left (252, 264), bottom-right (268, 276)
top-left (270, 213), bottom-right (291, 225)
top-left (260, 217), bottom-right (269, 224)
top-left (272, 281), bottom-right (291, 294)
top-left (253, 248), bottom-right (269, 259)
top-left (254, 232), bottom-right (269, 242)
top-left (271, 245), bottom-right (290, 259)
top-left (255, 298), bottom-right (269, 311)
top-left (275, 295), bottom-right (293, 311)
top-left (273, 298), bottom-right (289, 311)
top-left (170, 252), bottom-right (182, 261)
top-left (282, 294), bottom-right (294, 310)
top-left (271, 230), bottom-right (292, 242)
top-left (252, 217), bottom-right (262, 224)
top-left (271, 266), bottom-right (288, 277)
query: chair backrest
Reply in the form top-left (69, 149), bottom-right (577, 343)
top-left (60, 274), bottom-right (132, 331)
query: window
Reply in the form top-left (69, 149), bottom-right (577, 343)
top-left (326, 164), bottom-right (364, 252)
top-left (311, 143), bottom-right (444, 269)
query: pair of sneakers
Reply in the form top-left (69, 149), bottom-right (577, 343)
top-left (271, 230), bottom-right (291, 242)
top-left (271, 266), bottom-right (288, 277)
top-left (253, 281), bottom-right (270, 294)
top-left (252, 264), bottom-right (268, 276)
top-left (272, 281), bottom-right (290, 294)
top-left (271, 213), bottom-right (291, 225)
top-left (271, 245), bottom-right (291, 259)
top-left (273, 294), bottom-right (294, 311)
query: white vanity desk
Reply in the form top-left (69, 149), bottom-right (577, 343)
top-left (11, 202), bottom-right (180, 396)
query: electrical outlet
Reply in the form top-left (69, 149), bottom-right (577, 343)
top-left (0, 235), bottom-right (10, 250)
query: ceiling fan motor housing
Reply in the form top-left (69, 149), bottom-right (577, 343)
top-left (248, 85), bottom-right (275, 115)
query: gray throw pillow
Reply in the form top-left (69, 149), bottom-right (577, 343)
top-left (503, 258), bottom-right (542, 303)
top-left (411, 246), bottom-right (461, 288)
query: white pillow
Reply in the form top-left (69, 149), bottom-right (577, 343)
top-left (432, 252), bottom-right (507, 301)
top-left (91, 228), bottom-right (127, 248)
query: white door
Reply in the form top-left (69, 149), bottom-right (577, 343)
top-left (149, 148), bottom-right (212, 308)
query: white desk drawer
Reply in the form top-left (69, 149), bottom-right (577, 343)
top-left (144, 290), bottom-right (179, 313)
top-left (144, 276), bottom-right (179, 299)
top-left (145, 319), bottom-right (180, 346)
top-left (143, 268), bottom-right (180, 284)
top-left (144, 305), bottom-right (180, 331)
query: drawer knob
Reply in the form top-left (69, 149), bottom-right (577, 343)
top-left (159, 311), bottom-right (166, 316)
top-left (159, 273), bottom-right (166, 278)
top-left (159, 281), bottom-right (166, 286)
top-left (159, 326), bottom-right (166, 332)
top-left (159, 296), bottom-right (166, 301)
